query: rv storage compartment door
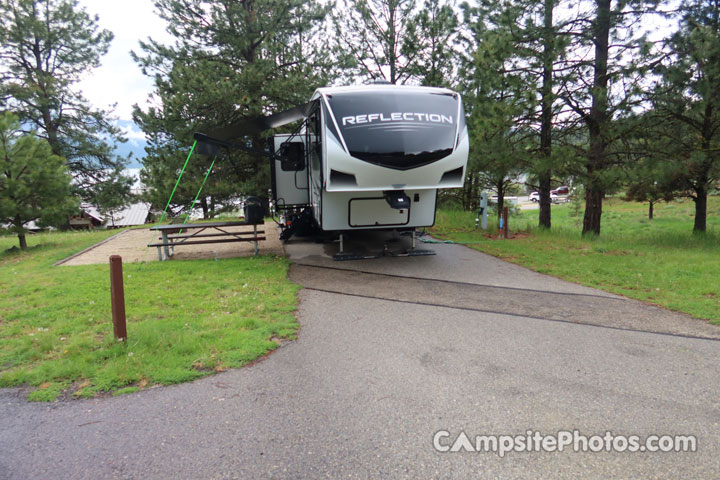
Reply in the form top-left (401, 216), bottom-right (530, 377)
top-left (349, 198), bottom-right (410, 227)
top-left (273, 135), bottom-right (309, 208)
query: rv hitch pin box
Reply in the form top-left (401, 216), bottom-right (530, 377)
top-left (384, 190), bottom-right (410, 209)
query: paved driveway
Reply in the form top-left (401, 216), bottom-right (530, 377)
top-left (1, 233), bottom-right (719, 478)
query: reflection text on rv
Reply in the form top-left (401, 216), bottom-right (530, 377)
top-left (341, 113), bottom-right (453, 125)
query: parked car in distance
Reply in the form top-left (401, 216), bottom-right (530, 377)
top-left (551, 185), bottom-right (570, 195)
top-left (529, 191), bottom-right (558, 202)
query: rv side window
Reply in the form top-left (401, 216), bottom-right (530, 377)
top-left (280, 143), bottom-right (305, 171)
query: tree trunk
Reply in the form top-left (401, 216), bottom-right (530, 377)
top-left (538, 0), bottom-right (555, 229)
top-left (693, 188), bottom-right (707, 233)
top-left (582, 0), bottom-right (611, 236)
top-left (583, 187), bottom-right (603, 235)
top-left (389, 4), bottom-right (397, 84)
top-left (648, 200), bottom-right (654, 220)
top-left (18, 233), bottom-right (27, 250)
top-left (693, 104), bottom-right (712, 233)
top-left (538, 172), bottom-right (552, 229)
top-left (471, 175), bottom-right (480, 211)
top-left (200, 196), bottom-right (209, 219)
top-left (463, 173), bottom-right (473, 210)
top-left (14, 216), bottom-right (27, 249)
top-left (33, 39), bottom-right (62, 157)
top-left (496, 182), bottom-right (505, 221)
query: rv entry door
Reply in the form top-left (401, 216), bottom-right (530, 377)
top-left (272, 135), bottom-right (310, 209)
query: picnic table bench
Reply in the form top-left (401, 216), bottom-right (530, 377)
top-left (148, 221), bottom-right (265, 261)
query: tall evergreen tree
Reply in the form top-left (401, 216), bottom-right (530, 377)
top-left (459, 0), bottom-right (573, 226)
top-left (412, 0), bottom-right (459, 86)
top-left (334, 0), bottom-right (459, 86)
top-left (651, 0), bottom-right (720, 233)
top-left (333, 0), bottom-right (419, 84)
top-left (134, 0), bottom-right (332, 215)
top-left (470, 0), bottom-right (567, 228)
top-left (531, 0), bottom-right (566, 229)
top-left (557, 0), bottom-right (665, 235)
top-left (0, 0), bottom-right (128, 195)
top-left (459, 5), bottom-right (529, 217)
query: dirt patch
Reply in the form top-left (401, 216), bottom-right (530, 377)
top-left (58, 222), bottom-right (285, 266)
top-left (481, 231), bottom-right (531, 240)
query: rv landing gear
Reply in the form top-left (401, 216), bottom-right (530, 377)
top-left (332, 231), bottom-right (436, 261)
top-left (279, 208), bottom-right (317, 241)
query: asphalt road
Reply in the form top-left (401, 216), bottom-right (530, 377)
top-left (1, 232), bottom-right (719, 478)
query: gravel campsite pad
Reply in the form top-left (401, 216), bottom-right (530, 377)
top-left (56, 222), bottom-right (284, 266)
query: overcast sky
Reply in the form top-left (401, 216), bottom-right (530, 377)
top-left (74, 0), bottom-right (677, 154)
top-left (77, 0), bottom-right (170, 137)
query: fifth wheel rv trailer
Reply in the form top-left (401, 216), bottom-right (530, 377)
top-left (194, 84), bottom-right (469, 259)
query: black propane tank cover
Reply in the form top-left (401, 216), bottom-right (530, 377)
top-left (244, 196), bottom-right (264, 224)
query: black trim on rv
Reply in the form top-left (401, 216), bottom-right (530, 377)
top-left (326, 91), bottom-right (460, 171)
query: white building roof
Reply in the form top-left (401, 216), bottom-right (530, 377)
top-left (109, 202), bottom-right (151, 227)
top-left (79, 202), bottom-right (105, 222)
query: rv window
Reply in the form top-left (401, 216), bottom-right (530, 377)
top-left (280, 143), bottom-right (305, 171)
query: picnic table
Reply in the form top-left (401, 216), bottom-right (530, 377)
top-left (148, 221), bottom-right (265, 261)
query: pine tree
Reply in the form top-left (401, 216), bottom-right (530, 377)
top-left (651, 0), bottom-right (720, 233)
top-left (134, 0), bottom-right (332, 216)
top-left (412, 0), bottom-right (459, 87)
top-left (333, 0), bottom-right (419, 84)
top-left (0, 112), bottom-right (77, 249)
top-left (534, 0), bottom-right (555, 228)
top-left (461, 0), bottom-right (568, 228)
top-left (459, 4), bottom-right (529, 218)
top-left (622, 116), bottom-right (680, 219)
top-left (91, 168), bottom-right (135, 226)
top-left (556, 0), bottom-right (666, 236)
top-left (0, 0), bottom-right (128, 195)
top-left (334, 0), bottom-right (460, 86)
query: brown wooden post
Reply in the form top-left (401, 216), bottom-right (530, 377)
top-left (503, 207), bottom-right (509, 239)
top-left (109, 255), bottom-right (127, 340)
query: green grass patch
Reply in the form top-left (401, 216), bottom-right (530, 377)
top-left (112, 386), bottom-right (140, 396)
top-left (432, 196), bottom-right (720, 324)
top-left (0, 229), bottom-right (300, 401)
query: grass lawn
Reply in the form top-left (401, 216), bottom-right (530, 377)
top-left (431, 196), bottom-right (720, 324)
top-left (0, 229), bottom-right (299, 401)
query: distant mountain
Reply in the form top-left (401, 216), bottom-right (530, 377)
top-left (115, 119), bottom-right (147, 168)
top-left (124, 168), bottom-right (143, 190)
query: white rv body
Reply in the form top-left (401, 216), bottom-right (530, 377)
top-left (272, 84), bottom-right (469, 232)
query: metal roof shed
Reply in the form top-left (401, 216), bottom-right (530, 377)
top-left (106, 202), bottom-right (151, 228)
